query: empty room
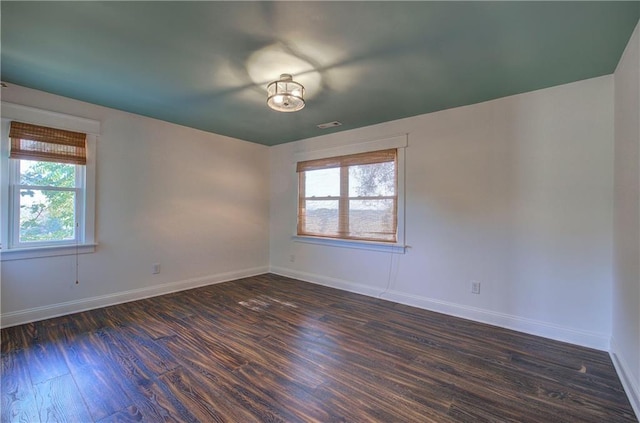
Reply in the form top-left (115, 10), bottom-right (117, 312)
top-left (1, 2), bottom-right (639, 422)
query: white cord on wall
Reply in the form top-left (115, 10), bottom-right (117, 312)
top-left (379, 249), bottom-right (400, 299)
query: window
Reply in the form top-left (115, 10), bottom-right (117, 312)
top-left (297, 148), bottom-right (398, 243)
top-left (8, 121), bottom-right (86, 248)
top-left (1, 106), bottom-right (98, 260)
top-left (12, 159), bottom-right (84, 246)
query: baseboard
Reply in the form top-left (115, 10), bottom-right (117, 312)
top-left (383, 289), bottom-right (610, 350)
top-left (269, 266), bottom-right (610, 351)
top-left (4, 264), bottom-right (611, 351)
top-left (610, 337), bottom-right (640, 420)
top-left (0, 266), bottom-right (269, 328)
top-left (269, 266), bottom-right (385, 298)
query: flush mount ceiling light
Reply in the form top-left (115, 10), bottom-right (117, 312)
top-left (267, 74), bottom-right (305, 112)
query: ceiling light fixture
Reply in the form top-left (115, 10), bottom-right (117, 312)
top-left (267, 74), bottom-right (305, 112)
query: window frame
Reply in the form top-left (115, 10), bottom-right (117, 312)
top-left (293, 134), bottom-right (407, 254)
top-left (1, 103), bottom-right (99, 261)
top-left (9, 158), bottom-right (86, 249)
top-left (297, 149), bottom-right (398, 242)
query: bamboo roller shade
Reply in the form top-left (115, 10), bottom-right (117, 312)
top-left (9, 121), bottom-right (87, 165)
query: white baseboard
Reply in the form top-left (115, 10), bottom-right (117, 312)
top-left (0, 266), bottom-right (269, 328)
top-left (382, 289), bottom-right (610, 351)
top-left (269, 266), bottom-right (385, 298)
top-left (610, 337), bottom-right (640, 420)
top-left (269, 266), bottom-right (610, 351)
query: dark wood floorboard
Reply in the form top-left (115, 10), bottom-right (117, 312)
top-left (1, 273), bottom-right (637, 422)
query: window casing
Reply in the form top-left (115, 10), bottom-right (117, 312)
top-left (297, 148), bottom-right (398, 243)
top-left (1, 103), bottom-right (99, 261)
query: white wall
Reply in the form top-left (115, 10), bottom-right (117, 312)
top-left (612, 22), bottom-right (640, 417)
top-left (271, 75), bottom-right (615, 350)
top-left (0, 85), bottom-right (270, 326)
top-left (2, 73), bottom-right (618, 352)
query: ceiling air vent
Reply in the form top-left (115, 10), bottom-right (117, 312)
top-left (317, 121), bottom-right (342, 129)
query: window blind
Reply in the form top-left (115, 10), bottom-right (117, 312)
top-left (296, 148), bottom-right (396, 172)
top-left (9, 121), bottom-right (87, 165)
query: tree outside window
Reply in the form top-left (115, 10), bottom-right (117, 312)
top-left (18, 160), bottom-right (78, 243)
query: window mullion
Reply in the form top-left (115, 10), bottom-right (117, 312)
top-left (15, 184), bottom-right (78, 192)
top-left (348, 196), bottom-right (396, 200)
top-left (339, 166), bottom-right (349, 236)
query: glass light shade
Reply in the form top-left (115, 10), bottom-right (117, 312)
top-left (267, 74), bottom-right (305, 112)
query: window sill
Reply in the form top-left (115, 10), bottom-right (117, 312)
top-left (0, 243), bottom-right (97, 261)
top-left (292, 235), bottom-right (406, 254)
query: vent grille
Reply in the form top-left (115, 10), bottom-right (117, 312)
top-left (317, 121), bottom-right (342, 129)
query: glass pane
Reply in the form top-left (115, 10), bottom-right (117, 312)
top-left (349, 199), bottom-right (395, 241)
top-left (305, 168), bottom-right (340, 197)
top-left (349, 162), bottom-right (395, 197)
top-left (20, 160), bottom-right (76, 188)
top-left (19, 189), bottom-right (76, 243)
top-left (301, 199), bottom-right (339, 236)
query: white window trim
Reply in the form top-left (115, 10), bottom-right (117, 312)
top-left (292, 235), bottom-right (407, 254)
top-left (0, 103), bottom-right (99, 261)
top-left (293, 134), bottom-right (408, 254)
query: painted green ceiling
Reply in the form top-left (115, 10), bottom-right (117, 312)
top-left (1, 2), bottom-right (638, 146)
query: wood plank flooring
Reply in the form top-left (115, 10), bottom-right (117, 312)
top-left (1, 273), bottom-right (637, 422)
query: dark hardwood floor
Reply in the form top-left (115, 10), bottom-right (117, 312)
top-left (1, 273), bottom-right (637, 422)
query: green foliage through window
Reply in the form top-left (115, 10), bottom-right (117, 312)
top-left (18, 160), bottom-right (77, 243)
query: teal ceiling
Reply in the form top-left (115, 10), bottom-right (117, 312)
top-left (1, 2), bottom-right (638, 146)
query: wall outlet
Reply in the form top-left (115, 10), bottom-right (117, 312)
top-left (289, 254), bottom-right (296, 263)
top-left (471, 281), bottom-right (481, 294)
top-left (152, 263), bottom-right (161, 274)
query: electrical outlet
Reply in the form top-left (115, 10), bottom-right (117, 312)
top-left (471, 281), bottom-right (481, 294)
top-left (152, 263), bottom-right (161, 274)
top-left (289, 254), bottom-right (296, 263)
